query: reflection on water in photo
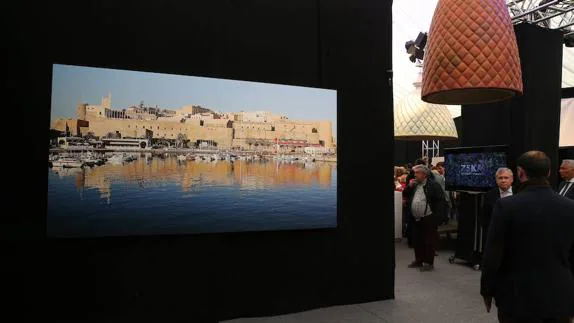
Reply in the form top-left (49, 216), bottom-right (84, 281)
top-left (47, 155), bottom-right (337, 237)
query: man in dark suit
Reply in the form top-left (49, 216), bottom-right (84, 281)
top-left (403, 164), bottom-right (445, 272)
top-left (482, 167), bottom-right (515, 251)
top-left (558, 159), bottom-right (574, 200)
top-left (481, 151), bottom-right (574, 323)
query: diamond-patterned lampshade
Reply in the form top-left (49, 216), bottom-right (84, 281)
top-left (395, 88), bottom-right (458, 141)
top-left (421, 0), bottom-right (523, 105)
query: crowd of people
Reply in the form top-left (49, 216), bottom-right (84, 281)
top-left (395, 153), bottom-right (574, 322)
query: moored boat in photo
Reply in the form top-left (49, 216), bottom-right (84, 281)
top-left (52, 157), bottom-right (84, 168)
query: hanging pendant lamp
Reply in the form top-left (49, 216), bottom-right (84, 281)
top-left (421, 0), bottom-right (523, 105)
top-left (395, 73), bottom-right (458, 141)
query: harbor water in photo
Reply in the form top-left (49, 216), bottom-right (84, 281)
top-left (47, 154), bottom-right (337, 237)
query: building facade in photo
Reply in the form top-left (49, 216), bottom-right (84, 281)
top-left (51, 94), bottom-right (335, 151)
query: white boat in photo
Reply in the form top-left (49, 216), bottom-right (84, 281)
top-left (52, 157), bottom-right (84, 168)
top-left (80, 152), bottom-right (104, 166)
top-left (48, 154), bottom-right (59, 167)
top-left (177, 154), bottom-right (187, 161)
top-left (108, 154), bottom-right (125, 165)
top-left (51, 165), bottom-right (84, 177)
top-left (275, 155), bottom-right (297, 163)
top-left (123, 154), bottom-right (136, 162)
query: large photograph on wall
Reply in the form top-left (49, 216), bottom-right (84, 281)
top-left (48, 64), bottom-right (337, 238)
top-left (560, 97), bottom-right (574, 147)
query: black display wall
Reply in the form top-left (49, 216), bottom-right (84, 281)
top-left (439, 116), bottom-right (463, 156)
top-left (559, 88), bottom-right (574, 163)
top-left (562, 87), bottom-right (574, 98)
top-left (461, 23), bottom-right (563, 189)
top-left (560, 146), bottom-right (574, 161)
top-left (394, 141), bottom-right (421, 166)
top-left (7, 0), bottom-right (395, 322)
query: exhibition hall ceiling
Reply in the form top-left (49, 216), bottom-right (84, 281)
top-left (393, 0), bottom-right (574, 119)
top-left (508, 0), bottom-right (574, 87)
top-left (508, 0), bottom-right (574, 32)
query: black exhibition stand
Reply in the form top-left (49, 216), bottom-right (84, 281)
top-left (8, 1), bottom-right (397, 322)
top-left (449, 191), bottom-right (485, 271)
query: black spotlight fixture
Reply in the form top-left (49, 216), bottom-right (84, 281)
top-left (414, 32), bottom-right (428, 49)
top-left (405, 32), bottom-right (428, 63)
top-left (405, 40), bottom-right (416, 54)
top-left (565, 33), bottom-right (574, 47)
top-left (413, 47), bottom-right (425, 60)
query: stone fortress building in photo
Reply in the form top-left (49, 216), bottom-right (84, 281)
top-left (51, 94), bottom-right (336, 152)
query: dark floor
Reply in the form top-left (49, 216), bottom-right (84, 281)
top-left (224, 241), bottom-right (497, 323)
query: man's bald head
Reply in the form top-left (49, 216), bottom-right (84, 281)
top-left (516, 151), bottom-right (551, 183)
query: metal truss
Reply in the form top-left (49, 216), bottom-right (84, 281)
top-left (507, 0), bottom-right (574, 35)
top-left (422, 140), bottom-right (440, 159)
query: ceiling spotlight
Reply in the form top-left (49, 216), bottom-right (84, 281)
top-left (405, 40), bottom-right (416, 54)
top-left (414, 32), bottom-right (428, 49)
top-left (406, 32), bottom-right (427, 63)
top-left (414, 47), bottom-right (425, 60)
